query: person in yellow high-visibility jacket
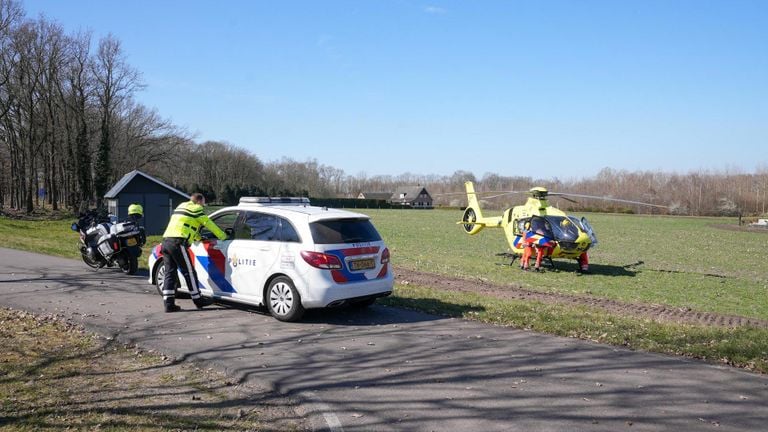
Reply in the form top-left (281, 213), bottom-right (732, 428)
top-left (161, 193), bottom-right (227, 312)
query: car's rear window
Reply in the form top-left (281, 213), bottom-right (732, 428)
top-left (310, 218), bottom-right (382, 244)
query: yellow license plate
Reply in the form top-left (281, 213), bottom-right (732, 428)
top-left (126, 238), bottom-right (137, 246)
top-left (349, 258), bottom-right (375, 271)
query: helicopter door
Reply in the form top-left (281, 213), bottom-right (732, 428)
top-left (581, 217), bottom-right (598, 247)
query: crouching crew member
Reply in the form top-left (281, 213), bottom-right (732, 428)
top-left (520, 219), bottom-right (556, 272)
top-left (161, 193), bottom-right (227, 312)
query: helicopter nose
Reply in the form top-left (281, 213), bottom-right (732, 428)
top-left (575, 234), bottom-right (592, 251)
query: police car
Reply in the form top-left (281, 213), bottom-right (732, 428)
top-left (147, 197), bottom-right (393, 321)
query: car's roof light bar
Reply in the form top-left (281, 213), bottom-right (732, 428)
top-left (239, 197), bottom-right (311, 206)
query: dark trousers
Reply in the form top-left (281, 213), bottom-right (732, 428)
top-left (161, 237), bottom-right (202, 304)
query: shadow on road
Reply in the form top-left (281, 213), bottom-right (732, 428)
top-left (213, 298), bottom-right (466, 326)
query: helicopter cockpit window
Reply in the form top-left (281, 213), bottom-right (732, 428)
top-left (529, 216), bottom-right (554, 238)
top-left (567, 216), bottom-right (584, 230)
top-left (516, 218), bottom-right (530, 235)
top-left (546, 216), bottom-right (580, 241)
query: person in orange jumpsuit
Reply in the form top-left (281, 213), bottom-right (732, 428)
top-left (520, 219), bottom-right (555, 272)
top-left (577, 251), bottom-right (589, 272)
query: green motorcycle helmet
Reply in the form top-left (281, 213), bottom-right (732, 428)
top-left (128, 203), bottom-right (143, 217)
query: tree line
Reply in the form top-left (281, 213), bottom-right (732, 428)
top-left (1, 0), bottom-right (766, 217)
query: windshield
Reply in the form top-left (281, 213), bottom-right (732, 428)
top-left (310, 218), bottom-right (382, 244)
top-left (544, 216), bottom-right (580, 241)
top-left (528, 216), bottom-right (553, 238)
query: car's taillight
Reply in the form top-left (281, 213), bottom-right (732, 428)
top-left (381, 247), bottom-right (390, 264)
top-left (300, 251), bottom-right (342, 269)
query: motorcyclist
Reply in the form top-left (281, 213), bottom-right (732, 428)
top-left (126, 203), bottom-right (147, 247)
top-left (127, 203), bottom-right (143, 224)
top-left (160, 193), bottom-right (227, 312)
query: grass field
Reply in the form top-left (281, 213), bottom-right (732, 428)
top-left (363, 209), bottom-right (768, 320)
top-left (0, 216), bottom-right (162, 268)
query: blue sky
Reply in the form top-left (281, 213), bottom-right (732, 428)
top-left (23, 0), bottom-right (768, 179)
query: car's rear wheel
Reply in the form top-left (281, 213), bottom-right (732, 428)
top-left (266, 276), bottom-right (305, 322)
top-left (154, 260), bottom-right (166, 296)
top-left (153, 259), bottom-right (186, 298)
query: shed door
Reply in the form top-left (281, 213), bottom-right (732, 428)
top-left (118, 194), bottom-right (143, 219)
top-left (144, 193), bottom-right (171, 236)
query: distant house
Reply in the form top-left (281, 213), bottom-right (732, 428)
top-left (357, 192), bottom-right (394, 200)
top-left (390, 186), bottom-right (433, 209)
top-left (104, 170), bottom-right (190, 235)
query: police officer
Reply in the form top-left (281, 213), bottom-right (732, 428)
top-left (161, 193), bottom-right (227, 312)
top-left (127, 202), bottom-right (147, 246)
top-left (127, 203), bottom-right (143, 224)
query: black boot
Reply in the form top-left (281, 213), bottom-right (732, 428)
top-left (193, 297), bottom-right (213, 310)
top-left (164, 299), bottom-right (181, 313)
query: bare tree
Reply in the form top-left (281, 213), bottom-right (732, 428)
top-left (90, 34), bottom-right (142, 203)
top-left (111, 100), bottom-right (188, 172)
top-left (58, 31), bottom-right (95, 209)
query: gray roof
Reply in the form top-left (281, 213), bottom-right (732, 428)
top-left (359, 192), bottom-right (393, 200)
top-left (391, 186), bottom-right (432, 203)
top-left (104, 170), bottom-right (190, 199)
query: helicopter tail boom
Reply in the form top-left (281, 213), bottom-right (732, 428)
top-left (458, 181), bottom-right (499, 235)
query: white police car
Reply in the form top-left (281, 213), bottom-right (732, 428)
top-left (147, 197), bottom-right (393, 321)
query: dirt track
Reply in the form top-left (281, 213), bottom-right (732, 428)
top-left (394, 267), bottom-right (768, 328)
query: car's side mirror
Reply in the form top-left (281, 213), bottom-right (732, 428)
top-left (225, 227), bottom-right (234, 239)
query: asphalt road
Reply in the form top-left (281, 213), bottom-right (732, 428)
top-left (1, 247), bottom-right (767, 432)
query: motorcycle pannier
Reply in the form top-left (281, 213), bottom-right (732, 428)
top-left (86, 224), bottom-right (110, 248)
top-left (112, 222), bottom-right (140, 237)
top-left (112, 221), bottom-right (143, 248)
top-left (97, 233), bottom-right (118, 258)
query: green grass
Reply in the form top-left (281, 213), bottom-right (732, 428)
top-left (0, 217), bottom-right (162, 270)
top-left (364, 209), bottom-right (768, 320)
top-left (381, 284), bottom-right (768, 373)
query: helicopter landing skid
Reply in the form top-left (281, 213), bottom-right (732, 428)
top-left (495, 252), bottom-right (556, 270)
top-left (495, 252), bottom-right (517, 267)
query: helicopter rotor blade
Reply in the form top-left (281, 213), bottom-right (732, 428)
top-left (433, 190), bottom-right (526, 198)
top-left (550, 195), bottom-right (578, 203)
top-left (435, 188), bottom-right (668, 209)
top-left (481, 191), bottom-right (527, 199)
top-left (550, 192), bottom-right (670, 209)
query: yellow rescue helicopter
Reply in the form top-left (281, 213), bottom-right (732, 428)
top-left (458, 181), bottom-right (667, 272)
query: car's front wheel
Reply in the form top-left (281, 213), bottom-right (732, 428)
top-left (266, 276), bottom-right (305, 322)
top-left (153, 259), bottom-right (186, 298)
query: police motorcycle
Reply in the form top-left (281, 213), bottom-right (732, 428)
top-left (71, 206), bottom-right (146, 275)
